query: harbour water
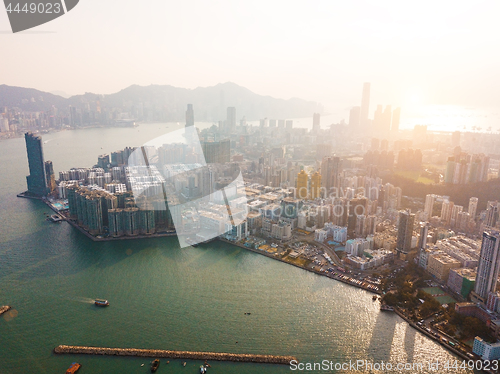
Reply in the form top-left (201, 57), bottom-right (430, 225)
top-left (0, 124), bottom-right (470, 373)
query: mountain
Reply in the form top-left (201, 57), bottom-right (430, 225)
top-left (0, 82), bottom-right (322, 121)
top-left (0, 85), bottom-right (67, 112)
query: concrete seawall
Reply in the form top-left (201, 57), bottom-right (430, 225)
top-left (54, 345), bottom-right (297, 365)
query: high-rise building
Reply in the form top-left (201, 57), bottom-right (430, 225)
top-left (186, 104), bottom-right (194, 127)
top-left (201, 139), bottom-right (230, 164)
top-left (312, 113), bottom-right (320, 132)
top-left (373, 105), bottom-right (383, 132)
top-left (321, 156), bottom-right (342, 196)
top-left (396, 209), bottom-right (415, 255)
top-left (441, 200), bottom-right (454, 224)
top-left (485, 201), bottom-right (499, 228)
top-left (45, 160), bottom-right (56, 193)
top-left (360, 82), bottom-right (370, 129)
top-left (382, 105), bottom-right (392, 133)
top-left (392, 107), bottom-right (401, 133)
top-left (310, 171), bottom-right (322, 199)
top-left (424, 194), bottom-right (437, 219)
top-left (24, 132), bottom-right (49, 196)
top-left (474, 230), bottom-right (500, 300)
top-left (227, 107), bottom-right (236, 132)
top-left (296, 170), bottom-right (308, 199)
top-left (349, 106), bottom-right (360, 128)
top-left (469, 197), bottom-right (478, 220)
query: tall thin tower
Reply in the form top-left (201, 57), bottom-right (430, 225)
top-left (360, 82), bottom-right (370, 129)
top-left (474, 230), bottom-right (500, 300)
top-left (186, 104), bottom-right (194, 127)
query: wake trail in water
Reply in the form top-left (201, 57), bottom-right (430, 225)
top-left (68, 296), bottom-right (95, 304)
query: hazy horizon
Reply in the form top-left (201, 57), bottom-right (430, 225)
top-left (1, 0), bottom-right (500, 115)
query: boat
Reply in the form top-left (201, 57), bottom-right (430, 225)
top-left (151, 359), bottom-right (160, 372)
top-left (65, 362), bottom-right (81, 374)
top-left (94, 299), bottom-right (109, 307)
top-left (200, 365), bottom-right (207, 373)
top-left (380, 304), bottom-right (394, 311)
top-left (183, 362), bottom-right (186, 367)
top-left (49, 214), bottom-right (63, 223)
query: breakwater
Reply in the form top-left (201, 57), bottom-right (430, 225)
top-left (54, 345), bottom-right (297, 365)
top-left (0, 306), bottom-right (11, 316)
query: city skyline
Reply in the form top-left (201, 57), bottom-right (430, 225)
top-left (1, 1), bottom-right (500, 113)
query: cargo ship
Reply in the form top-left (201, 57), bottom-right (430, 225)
top-left (94, 299), bottom-right (109, 307)
top-left (65, 362), bottom-right (81, 374)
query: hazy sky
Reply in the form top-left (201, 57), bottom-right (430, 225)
top-left (1, 0), bottom-right (499, 112)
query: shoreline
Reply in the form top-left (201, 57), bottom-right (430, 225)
top-left (18, 192), bottom-right (487, 369)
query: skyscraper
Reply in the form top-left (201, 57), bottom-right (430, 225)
top-left (227, 107), bottom-right (236, 133)
top-left (24, 132), bottom-right (49, 196)
top-left (392, 107), bottom-right (401, 133)
top-left (45, 160), bottom-right (56, 193)
top-left (312, 113), bottom-right (320, 132)
top-left (485, 201), bottom-right (499, 228)
top-left (201, 139), bottom-right (230, 164)
top-left (396, 209), bottom-right (415, 255)
top-left (186, 104), bottom-right (194, 127)
top-left (474, 231), bottom-right (500, 300)
top-left (349, 106), bottom-right (360, 128)
top-left (373, 105), bottom-right (383, 132)
top-left (310, 171), bottom-right (322, 199)
top-left (321, 156), bottom-right (342, 196)
top-left (296, 170), bottom-right (308, 199)
top-left (382, 105), bottom-right (392, 133)
top-left (468, 197), bottom-right (478, 220)
top-left (424, 194), bottom-right (437, 219)
top-left (360, 82), bottom-right (370, 129)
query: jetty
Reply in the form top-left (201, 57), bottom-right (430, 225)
top-left (0, 306), bottom-right (11, 316)
top-left (54, 345), bottom-right (297, 365)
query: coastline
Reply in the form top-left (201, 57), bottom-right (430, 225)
top-left (18, 192), bottom-right (489, 371)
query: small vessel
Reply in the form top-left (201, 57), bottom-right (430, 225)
top-left (65, 362), bottom-right (81, 374)
top-left (49, 214), bottom-right (63, 222)
top-left (183, 362), bottom-right (186, 367)
top-left (380, 304), bottom-right (394, 311)
top-left (151, 359), bottom-right (160, 372)
top-left (244, 312), bottom-right (251, 315)
top-left (94, 299), bottom-right (109, 307)
top-left (200, 365), bottom-right (207, 373)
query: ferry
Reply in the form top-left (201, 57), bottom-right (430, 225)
top-left (94, 299), bottom-right (109, 307)
top-left (65, 362), bottom-right (81, 374)
top-left (151, 359), bottom-right (160, 372)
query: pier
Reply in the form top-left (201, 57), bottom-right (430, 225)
top-left (54, 345), bottom-right (297, 365)
top-left (0, 306), bottom-right (11, 316)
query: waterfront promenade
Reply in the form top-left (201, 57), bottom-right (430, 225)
top-left (54, 345), bottom-right (297, 364)
top-left (218, 238), bottom-right (381, 295)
